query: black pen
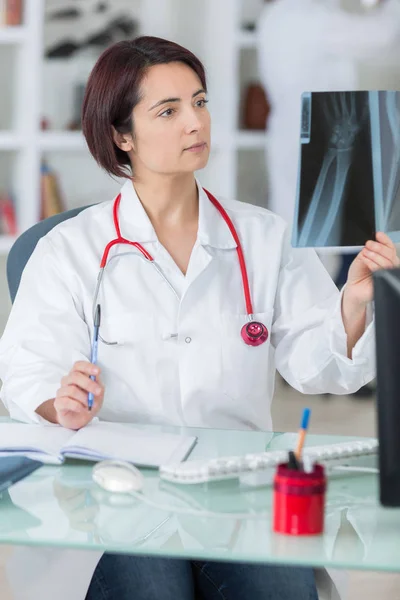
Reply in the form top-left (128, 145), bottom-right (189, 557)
top-left (288, 450), bottom-right (300, 470)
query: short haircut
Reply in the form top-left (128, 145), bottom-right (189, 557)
top-left (82, 36), bottom-right (208, 179)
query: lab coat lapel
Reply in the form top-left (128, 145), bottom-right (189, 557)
top-left (195, 181), bottom-right (237, 252)
top-left (182, 181), bottom-right (237, 292)
top-left (184, 242), bottom-right (214, 290)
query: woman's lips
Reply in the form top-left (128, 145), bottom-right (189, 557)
top-left (185, 142), bottom-right (207, 152)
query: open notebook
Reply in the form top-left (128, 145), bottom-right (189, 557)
top-left (0, 421), bottom-right (197, 467)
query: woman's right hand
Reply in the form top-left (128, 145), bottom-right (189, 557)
top-left (54, 361), bottom-right (105, 429)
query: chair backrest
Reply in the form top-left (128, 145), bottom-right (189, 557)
top-left (7, 205), bottom-right (93, 304)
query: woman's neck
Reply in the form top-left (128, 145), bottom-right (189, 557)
top-left (132, 173), bottom-right (199, 228)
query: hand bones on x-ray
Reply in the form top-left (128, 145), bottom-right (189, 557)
top-left (383, 91), bottom-right (400, 230)
top-left (298, 92), bottom-right (367, 246)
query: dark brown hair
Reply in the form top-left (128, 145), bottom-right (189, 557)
top-left (82, 36), bottom-right (208, 178)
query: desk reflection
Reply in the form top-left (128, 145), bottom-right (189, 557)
top-left (3, 462), bottom-right (386, 569)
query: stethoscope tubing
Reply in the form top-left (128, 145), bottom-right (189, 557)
top-left (91, 187), bottom-right (268, 347)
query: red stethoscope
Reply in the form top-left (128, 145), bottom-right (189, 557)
top-left (93, 188), bottom-right (268, 347)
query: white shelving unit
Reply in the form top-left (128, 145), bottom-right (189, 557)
top-left (0, 25), bottom-right (27, 44)
top-left (39, 131), bottom-right (86, 151)
top-left (0, 234), bottom-right (16, 253)
top-left (0, 1), bottom-right (175, 256)
top-left (0, 0), bottom-right (44, 252)
top-left (236, 30), bottom-right (257, 49)
top-left (0, 0), bottom-right (268, 255)
top-left (0, 133), bottom-right (24, 150)
top-left (0, 0), bottom-right (117, 255)
top-left (236, 131), bottom-right (265, 149)
top-left (200, 0), bottom-right (267, 205)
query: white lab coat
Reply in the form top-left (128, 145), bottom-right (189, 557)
top-left (257, 0), bottom-right (400, 228)
top-left (0, 179), bottom-right (375, 599)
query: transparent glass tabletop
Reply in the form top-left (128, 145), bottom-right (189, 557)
top-left (0, 418), bottom-right (399, 573)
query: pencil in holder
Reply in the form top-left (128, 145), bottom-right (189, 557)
top-left (273, 462), bottom-right (326, 536)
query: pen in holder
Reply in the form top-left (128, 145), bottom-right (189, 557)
top-left (273, 408), bottom-right (326, 535)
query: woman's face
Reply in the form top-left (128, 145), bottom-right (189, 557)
top-left (129, 62), bottom-right (211, 177)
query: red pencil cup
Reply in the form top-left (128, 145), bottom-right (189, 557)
top-left (273, 462), bottom-right (326, 536)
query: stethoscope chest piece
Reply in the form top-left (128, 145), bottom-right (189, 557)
top-left (241, 321), bottom-right (269, 347)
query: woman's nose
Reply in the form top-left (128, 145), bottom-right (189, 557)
top-left (184, 109), bottom-right (204, 133)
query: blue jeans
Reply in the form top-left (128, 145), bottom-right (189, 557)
top-left (85, 554), bottom-right (318, 599)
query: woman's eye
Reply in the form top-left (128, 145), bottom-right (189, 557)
top-left (159, 99), bottom-right (208, 117)
top-left (160, 108), bottom-right (175, 118)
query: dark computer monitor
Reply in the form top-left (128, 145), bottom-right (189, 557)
top-left (373, 267), bottom-right (400, 506)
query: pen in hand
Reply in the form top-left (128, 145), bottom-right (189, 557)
top-left (88, 304), bottom-right (101, 411)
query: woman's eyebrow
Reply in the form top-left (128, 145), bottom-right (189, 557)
top-left (148, 88), bottom-right (206, 111)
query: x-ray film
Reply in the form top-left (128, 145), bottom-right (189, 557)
top-left (292, 91), bottom-right (400, 248)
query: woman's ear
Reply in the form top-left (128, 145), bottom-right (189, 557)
top-left (112, 126), bottom-right (134, 152)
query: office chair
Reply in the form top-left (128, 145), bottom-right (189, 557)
top-left (6, 206), bottom-right (93, 303)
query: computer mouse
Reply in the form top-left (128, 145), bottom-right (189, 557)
top-left (92, 460), bottom-right (144, 493)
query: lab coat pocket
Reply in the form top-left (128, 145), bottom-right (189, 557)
top-left (99, 312), bottom-right (156, 347)
top-left (98, 313), bottom-right (162, 419)
top-left (221, 310), bottom-right (274, 403)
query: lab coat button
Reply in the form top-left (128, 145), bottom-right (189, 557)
top-left (185, 337), bottom-right (192, 344)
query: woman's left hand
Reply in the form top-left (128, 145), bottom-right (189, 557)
top-left (345, 231), bottom-right (400, 306)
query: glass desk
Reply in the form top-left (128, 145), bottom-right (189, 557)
top-left (0, 419), bottom-right (399, 574)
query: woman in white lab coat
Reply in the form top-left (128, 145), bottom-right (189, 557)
top-left (0, 36), bottom-right (398, 600)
